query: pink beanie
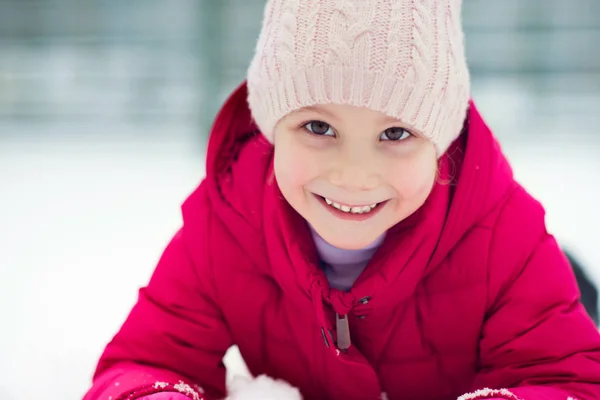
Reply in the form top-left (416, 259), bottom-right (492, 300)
top-left (247, 0), bottom-right (470, 156)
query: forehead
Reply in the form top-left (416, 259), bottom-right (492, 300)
top-left (293, 104), bottom-right (401, 125)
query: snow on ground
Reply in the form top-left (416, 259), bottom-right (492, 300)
top-left (0, 126), bottom-right (210, 399)
top-left (0, 109), bottom-right (599, 399)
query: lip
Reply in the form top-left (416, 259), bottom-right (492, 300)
top-left (313, 194), bottom-right (387, 221)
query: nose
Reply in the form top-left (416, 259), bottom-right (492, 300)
top-left (328, 147), bottom-right (379, 191)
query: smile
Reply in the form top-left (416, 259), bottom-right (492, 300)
top-left (314, 194), bottom-right (387, 221)
top-left (323, 197), bottom-right (379, 214)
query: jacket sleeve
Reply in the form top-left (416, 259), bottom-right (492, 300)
top-left (83, 183), bottom-right (233, 400)
top-left (465, 187), bottom-right (600, 400)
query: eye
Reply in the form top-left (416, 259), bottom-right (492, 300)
top-left (380, 127), bottom-right (411, 141)
top-left (303, 121), bottom-right (335, 137)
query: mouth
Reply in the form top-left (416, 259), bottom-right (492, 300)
top-left (314, 194), bottom-right (387, 220)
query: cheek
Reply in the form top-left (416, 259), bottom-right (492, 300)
top-left (388, 153), bottom-right (437, 200)
top-left (392, 174), bottom-right (433, 201)
top-left (274, 142), bottom-right (318, 195)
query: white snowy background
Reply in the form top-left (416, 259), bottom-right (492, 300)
top-left (1, 2), bottom-right (599, 399)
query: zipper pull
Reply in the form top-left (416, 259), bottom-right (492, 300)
top-left (336, 313), bottom-right (351, 351)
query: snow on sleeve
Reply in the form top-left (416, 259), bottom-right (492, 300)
top-left (456, 387), bottom-right (522, 400)
top-left (226, 375), bottom-right (302, 400)
top-left (82, 365), bottom-right (209, 400)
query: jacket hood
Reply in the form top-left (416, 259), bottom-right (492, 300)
top-left (202, 82), bottom-right (515, 269)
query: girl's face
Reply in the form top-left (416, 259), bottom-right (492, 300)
top-left (273, 103), bottom-right (438, 250)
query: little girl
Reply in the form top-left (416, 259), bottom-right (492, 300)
top-left (83, 0), bottom-right (600, 399)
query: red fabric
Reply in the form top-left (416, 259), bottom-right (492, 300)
top-left (83, 82), bottom-right (600, 400)
top-left (139, 394), bottom-right (190, 400)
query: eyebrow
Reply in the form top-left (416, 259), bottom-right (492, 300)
top-left (379, 114), bottom-right (402, 124)
top-left (294, 106), bottom-right (405, 126)
top-left (294, 106), bottom-right (339, 121)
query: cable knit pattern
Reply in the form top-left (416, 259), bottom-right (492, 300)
top-left (247, 0), bottom-right (470, 156)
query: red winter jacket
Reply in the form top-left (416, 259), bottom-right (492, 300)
top-left (83, 83), bottom-right (600, 400)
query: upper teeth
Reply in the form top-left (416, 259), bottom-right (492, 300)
top-left (324, 198), bottom-right (378, 214)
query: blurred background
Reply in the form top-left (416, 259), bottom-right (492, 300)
top-left (0, 1), bottom-right (599, 399)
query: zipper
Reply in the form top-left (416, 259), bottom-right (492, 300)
top-left (336, 313), bottom-right (351, 351)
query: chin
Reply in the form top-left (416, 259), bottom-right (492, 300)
top-left (317, 227), bottom-right (381, 250)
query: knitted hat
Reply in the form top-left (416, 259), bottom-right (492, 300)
top-left (247, 0), bottom-right (470, 156)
